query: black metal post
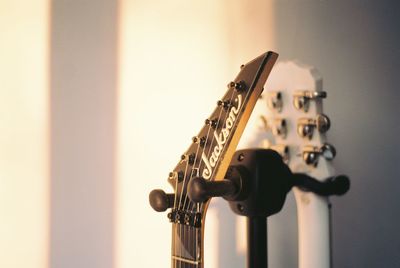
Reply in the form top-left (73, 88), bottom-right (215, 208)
top-left (247, 216), bottom-right (268, 268)
top-left (181, 149), bottom-right (349, 268)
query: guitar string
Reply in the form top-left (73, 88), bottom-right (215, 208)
top-left (197, 77), bottom-right (260, 212)
top-left (173, 224), bottom-right (176, 268)
top-left (173, 170), bottom-right (179, 210)
top-left (178, 82), bottom-right (253, 265)
top-left (175, 97), bottom-right (220, 211)
top-left (175, 117), bottom-right (210, 267)
top-left (177, 150), bottom-right (192, 268)
top-left (184, 86), bottom-right (237, 213)
top-left (173, 169), bottom-right (179, 267)
top-left (175, 91), bottom-right (230, 265)
top-left (174, 87), bottom-right (234, 267)
top-left (179, 86), bottom-right (236, 212)
top-left (190, 59), bottom-right (269, 266)
top-left (174, 105), bottom-right (207, 267)
top-left (176, 66), bottom-right (263, 265)
top-left (180, 103), bottom-right (226, 265)
top-left (185, 82), bottom-right (245, 266)
top-left (172, 224), bottom-right (175, 268)
top-left (182, 87), bottom-right (237, 266)
top-left (173, 141), bottom-right (199, 267)
top-left (172, 86), bottom-right (236, 267)
top-left (173, 153), bottom-right (180, 268)
top-left (171, 54), bottom-right (269, 267)
top-left (182, 90), bottom-right (232, 212)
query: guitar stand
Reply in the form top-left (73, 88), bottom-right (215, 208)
top-left (187, 148), bottom-right (350, 268)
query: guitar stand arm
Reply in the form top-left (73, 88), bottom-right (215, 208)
top-left (186, 148), bottom-right (350, 268)
top-left (292, 173), bottom-right (350, 196)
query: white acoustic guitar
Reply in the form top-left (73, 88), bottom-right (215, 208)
top-left (239, 60), bottom-right (347, 268)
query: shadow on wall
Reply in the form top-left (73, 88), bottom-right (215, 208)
top-left (274, 1), bottom-right (400, 267)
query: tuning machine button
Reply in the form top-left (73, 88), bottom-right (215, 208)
top-left (180, 153), bottom-right (196, 165)
top-left (199, 137), bottom-right (206, 147)
top-left (168, 171), bottom-right (176, 181)
top-left (193, 136), bottom-right (206, 147)
top-left (293, 90), bottom-right (327, 112)
top-left (180, 154), bottom-right (187, 161)
top-left (188, 154), bottom-right (195, 165)
top-left (205, 118), bottom-right (218, 129)
top-left (302, 143), bottom-right (336, 166)
top-left (266, 91), bottom-right (283, 112)
top-left (228, 80), bottom-right (247, 92)
top-left (169, 171), bottom-right (184, 182)
top-left (260, 116), bottom-right (287, 138)
top-left (297, 114), bottom-right (331, 139)
top-left (217, 100), bottom-right (232, 110)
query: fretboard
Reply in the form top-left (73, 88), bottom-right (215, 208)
top-left (171, 223), bottom-right (203, 268)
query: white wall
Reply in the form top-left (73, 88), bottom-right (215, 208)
top-left (0, 1), bottom-right (276, 267)
top-left (117, 1), bottom-right (231, 267)
top-left (117, 1), bottom-right (275, 267)
top-left (0, 0), bottom-right (49, 267)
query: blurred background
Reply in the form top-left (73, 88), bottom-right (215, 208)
top-left (1, 0), bottom-right (399, 267)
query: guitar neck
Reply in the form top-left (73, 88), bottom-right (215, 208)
top-left (171, 223), bottom-right (203, 268)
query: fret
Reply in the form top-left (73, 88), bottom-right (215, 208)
top-left (172, 260), bottom-right (199, 268)
top-left (172, 256), bottom-right (201, 265)
top-left (171, 223), bottom-right (202, 267)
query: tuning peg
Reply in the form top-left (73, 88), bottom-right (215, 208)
top-left (205, 118), bottom-right (218, 129)
top-left (266, 91), bottom-right (283, 112)
top-left (302, 143), bottom-right (336, 166)
top-left (149, 189), bottom-right (175, 212)
top-left (293, 90), bottom-right (327, 112)
top-left (320, 143), bottom-right (336, 160)
top-left (227, 80), bottom-right (247, 91)
top-left (192, 136), bottom-right (206, 147)
top-left (217, 100), bottom-right (232, 110)
top-left (297, 114), bottom-right (331, 139)
top-left (180, 153), bottom-right (195, 165)
top-left (260, 116), bottom-right (287, 138)
top-left (168, 171), bottom-right (184, 182)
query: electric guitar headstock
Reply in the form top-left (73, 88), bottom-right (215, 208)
top-left (150, 51), bottom-right (278, 267)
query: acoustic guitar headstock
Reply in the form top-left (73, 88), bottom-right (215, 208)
top-left (240, 61), bottom-right (336, 180)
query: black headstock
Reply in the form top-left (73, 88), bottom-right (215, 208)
top-left (151, 51), bottom-right (279, 227)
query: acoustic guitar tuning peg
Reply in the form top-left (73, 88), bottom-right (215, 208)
top-left (297, 114), bottom-right (331, 139)
top-left (266, 91), bottom-right (283, 112)
top-left (293, 90), bottom-right (327, 112)
top-left (302, 143), bottom-right (336, 166)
